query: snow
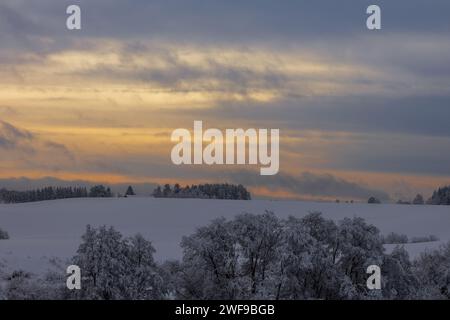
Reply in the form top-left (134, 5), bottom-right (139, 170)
top-left (1, 197), bottom-right (449, 274)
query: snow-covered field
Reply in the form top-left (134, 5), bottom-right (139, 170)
top-left (1, 197), bottom-right (449, 274)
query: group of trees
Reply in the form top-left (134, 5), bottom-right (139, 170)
top-left (2, 212), bottom-right (450, 300)
top-left (397, 194), bottom-right (425, 205)
top-left (0, 187), bottom-right (88, 204)
top-left (396, 186), bottom-right (450, 206)
top-left (0, 185), bottom-right (113, 204)
top-left (370, 184), bottom-right (450, 206)
top-left (171, 212), bottom-right (388, 299)
top-left (88, 185), bottom-right (113, 198)
top-left (427, 186), bottom-right (450, 205)
top-left (0, 183), bottom-right (252, 203)
top-left (152, 183), bottom-right (251, 200)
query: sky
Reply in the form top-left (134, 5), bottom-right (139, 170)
top-left (1, 0), bottom-right (450, 201)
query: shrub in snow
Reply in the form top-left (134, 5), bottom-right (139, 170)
top-left (0, 228), bottom-right (9, 240)
top-left (4, 270), bottom-right (67, 300)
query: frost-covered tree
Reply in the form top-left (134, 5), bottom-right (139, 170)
top-left (337, 217), bottom-right (384, 297)
top-left (279, 213), bottom-right (354, 300)
top-left (232, 212), bottom-right (283, 298)
top-left (71, 225), bottom-right (165, 300)
top-left (273, 214), bottom-right (386, 299)
top-left (412, 242), bottom-right (450, 299)
top-left (177, 217), bottom-right (239, 299)
top-left (122, 234), bottom-right (164, 299)
top-left (176, 212), bottom-right (283, 299)
top-left (71, 225), bottom-right (126, 299)
top-left (381, 246), bottom-right (418, 299)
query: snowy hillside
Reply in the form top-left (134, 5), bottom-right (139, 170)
top-left (0, 197), bottom-right (449, 274)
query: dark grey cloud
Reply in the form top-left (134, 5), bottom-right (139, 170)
top-left (158, 94), bottom-right (450, 138)
top-left (281, 95), bottom-right (450, 138)
top-left (322, 133), bottom-right (450, 176)
top-left (0, 121), bottom-right (75, 163)
top-left (0, 3), bottom-right (43, 36)
top-left (0, 120), bottom-right (34, 149)
top-left (2, 1), bottom-right (449, 95)
top-left (2, 0), bottom-right (450, 47)
top-left (44, 141), bottom-right (76, 161)
top-left (223, 170), bottom-right (390, 201)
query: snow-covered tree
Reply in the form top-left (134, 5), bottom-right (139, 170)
top-left (337, 217), bottom-right (384, 297)
top-left (427, 186), bottom-right (450, 205)
top-left (412, 242), bottom-right (450, 299)
top-left (177, 217), bottom-right (239, 299)
top-left (71, 225), bottom-right (165, 300)
top-left (125, 186), bottom-right (136, 197)
top-left (122, 234), bottom-right (165, 299)
top-left (381, 246), bottom-right (418, 299)
top-left (279, 213), bottom-right (351, 300)
top-left (232, 212), bottom-right (283, 298)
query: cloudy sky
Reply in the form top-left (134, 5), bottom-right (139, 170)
top-left (1, 0), bottom-right (450, 201)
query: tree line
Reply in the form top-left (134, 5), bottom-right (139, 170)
top-left (152, 183), bottom-right (251, 200)
top-left (427, 186), bottom-right (450, 205)
top-left (0, 185), bottom-right (113, 204)
top-left (369, 184), bottom-right (450, 205)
